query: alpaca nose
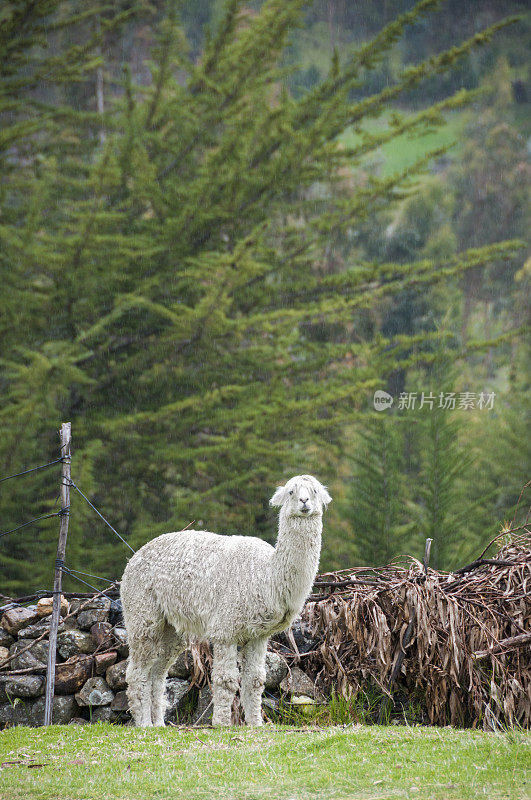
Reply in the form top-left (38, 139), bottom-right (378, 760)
top-left (300, 497), bottom-right (310, 511)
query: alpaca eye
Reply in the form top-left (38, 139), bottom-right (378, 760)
top-left (289, 490), bottom-right (293, 495)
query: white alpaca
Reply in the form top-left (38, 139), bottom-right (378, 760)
top-left (120, 474), bottom-right (331, 727)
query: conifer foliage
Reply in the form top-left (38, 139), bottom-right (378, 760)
top-left (340, 416), bottom-right (407, 568)
top-left (0, 0), bottom-right (522, 592)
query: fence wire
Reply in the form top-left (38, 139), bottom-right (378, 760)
top-left (68, 480), bottom-right (135, 554)
top-left (0, 459), bottom-right (64, 484)
top-left (0, 457), bottom-right (135, 554)
top-left (0, 511), bottom-right (63, 539)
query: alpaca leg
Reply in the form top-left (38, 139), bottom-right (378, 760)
top-left (211, 643), bottom-right (239, 727)
top-left (240, 638), bottom-right (267, 726)
top-left (126, 642), bottom-right (158, 727)
top-left (149, 625), bottom-right (185, 727)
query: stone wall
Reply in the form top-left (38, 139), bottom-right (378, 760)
top-left (0, 595), bottom-right (319, 727)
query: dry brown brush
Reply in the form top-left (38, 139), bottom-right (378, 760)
top-left (294, 531), bottom-right (530, 730)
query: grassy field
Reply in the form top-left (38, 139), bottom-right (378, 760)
top-left (0, 723), bottom-right (529, 800)
top-left (340, 111), bottom-right (467, 177)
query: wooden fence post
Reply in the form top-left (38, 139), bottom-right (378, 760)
top-left (44, 422), bottom-right (71, 725)
top-left (423, 538), bottom-right (433, 576)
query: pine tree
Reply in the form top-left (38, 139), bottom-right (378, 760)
top-left (0, 0), bottom-right (139, 592)
top-left (406, 354), bottom-right (482, 570)
top-left (0, 0), bottom-right (523, 592)
top-left (335, 416), bottom-right (407, 568)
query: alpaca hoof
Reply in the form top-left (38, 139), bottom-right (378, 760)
top-left (212, 717), bottom-right (233, 727)
top-left (245, 718), bottom-right (263, 727)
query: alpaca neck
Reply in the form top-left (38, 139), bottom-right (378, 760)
top-left (272, 510), bottom-right (322, 614)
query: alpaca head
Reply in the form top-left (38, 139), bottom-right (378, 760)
top-left (269, 474), bottom-right (332, 518)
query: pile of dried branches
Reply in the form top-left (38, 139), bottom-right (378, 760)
top-left (298, 529), bottom-right (530, 730)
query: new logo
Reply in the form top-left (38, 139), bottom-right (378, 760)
top-left (373, 390), bottom-right (393, 411)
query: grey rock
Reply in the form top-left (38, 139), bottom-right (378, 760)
top-left (1, 607), bottom-right (39, 636)
top-left (9, 638), bottom-right (49, 670)
top-left (30, 695), bottom-right (79, 726)
top-left (0, 677), bottom-right (9, 703)
top-left (67, 599), bottom-right (83, 616)
top-left (110, 690), bottom-right (129, 713)
top-left (0, 700), bottom-right (15, 730)
top-left (54, 654), bottom-right (94, 695)
top-left (191, 686), bottom-right (213, 725)
top-left (4, 675), bottom-right (45, 699)
top-left (94, 651), bottom-right (118, 675)
top-left (77, 609), bottom-right (109, 631)
top-left (0, 702), bottom-right (15, 727)
top-left (90, 622), bottom-right (113, 649)
top-left (291, 619), bottom-right (319, 653)
top-left (57, 629), bottom-right (96, 659)
top-left (106, 659), bottom-right (127, 691)
top-left (280, 666), bottom-right (317, 699)
top-left (36, 595), bottom-right (68, 618)
top-left (291, 695), bottom-right (317, 707)
top-left (0, 699), bottom-right (32, 727)
top-left (83, 597), bottom-right (112, 612)
top-left (68, 597), bottom-right (111, 616)
top-left (112, 627), bottom-right (128, 657)
top-left (264, 652), bottom-right (289, 690)
top-left (168, 651), bottom-right (193, 679)
top-left (59, 616), bottom-right (79, 630)
top-left (17, 616), bottom-right (63, 639)
top-left (0, 646), bottom-right (10, 667)
top-left (69, 717), bottom-right (89, 725)
top-left (75, 677), bottom-right (114, 707)
top-left (109, 599), bottom-right (123, 626)
top-left (76, 597), bottom-right (111, 614)
top-left (90, 705), bottom-right (118, 723)
top-left (0, 628), bottom-right (14, 648)
top-left (276, 619), bottom-right (318, 655)
top-left (164, 679), bottom-right (191, 723)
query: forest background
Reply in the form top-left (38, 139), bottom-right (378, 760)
top-left (0, 0), bottom-right (529, 596)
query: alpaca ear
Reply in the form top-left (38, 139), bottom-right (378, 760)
top-left (319, 486), bottom-right (332, 508)
top-left (269, 485), bottom-right (287, 507)
top-left (309, 477), bottom-right (332, 508)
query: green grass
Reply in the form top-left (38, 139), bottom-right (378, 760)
top-left (0, 724), bottom-right (529, 800)
top-left (340, 111), bottom-right (467, 177)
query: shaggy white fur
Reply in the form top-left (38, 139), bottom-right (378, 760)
top-left (120, 474), bottom-right (332, 727)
